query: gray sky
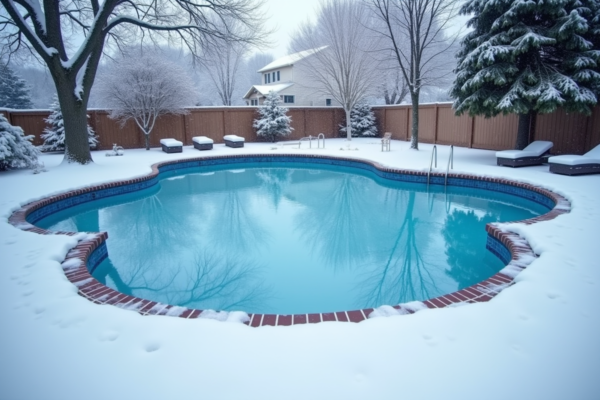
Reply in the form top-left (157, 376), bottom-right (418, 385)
top-left (259, 0), bottom-right (323, 58)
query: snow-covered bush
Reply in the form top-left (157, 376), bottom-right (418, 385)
top-left (339, 102), bottom-right (378, 137)
top-left (253, 91), bottom-right (293, 142)
top-left (40, 97), bottom-right (98, 152)
top-left (0, 114), bottom-right (40, 171)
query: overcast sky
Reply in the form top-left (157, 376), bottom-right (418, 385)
top-left (258, 0), bottom-right (324, 58)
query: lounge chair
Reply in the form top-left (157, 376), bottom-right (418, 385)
top-left (160, 138), bottom-right (183, 153)
top-left (548, 144), bottom-right (600, 176)
top-left (496, 140), bottom-right (553, 167)
top-left (192, 136), bottom-right (214, 150)
top-left (224, 135), bottom-right (245, 148)
top-left (381, 132), bottom-right (391, 152)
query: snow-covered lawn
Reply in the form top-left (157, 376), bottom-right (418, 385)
top-left (1, 139), bottom-right (599, 400)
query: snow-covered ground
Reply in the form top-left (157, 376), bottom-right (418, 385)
top-left (1, 138), bottom-right (599, 400)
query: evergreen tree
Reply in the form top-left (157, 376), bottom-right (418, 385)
top-left (0, 64), bottom-right (34, 109)
top-left (253, 91), bottom-right (293, 142)
top-left (339, 103), bottom-right (378, 137)
top-left (41, 98), bottom-right (98, 152)
top-left (450, 0), bottom-right (600, 149)
top-left (0, 114), bottom-right (39, 170)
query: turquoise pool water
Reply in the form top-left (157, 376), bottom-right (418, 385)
top-left (39, 162), bottom-right (548, 314)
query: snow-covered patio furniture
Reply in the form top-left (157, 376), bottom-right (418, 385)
top-left (224, 135), bottom-right (245, 148)
top-left (496, 140), bottom-right (553, 167)
top-left (381, 132), bottom-right (391, 152)
top-left (192, 136), bottom-right (214, 151)
top-left (548, 144), bottom-right (600, 176)
top-left (160, 138), bottom-right (183, 153)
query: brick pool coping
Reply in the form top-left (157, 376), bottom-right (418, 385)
top-left (8, 153), bottom-right (571, 327)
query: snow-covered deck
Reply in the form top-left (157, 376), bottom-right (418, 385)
top-left (1, 139), bottom-right (599, 399)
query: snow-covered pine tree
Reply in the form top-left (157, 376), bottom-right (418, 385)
top-left (0, 64), bottom-right (34, 109)
top-left (253, 91), bottom-right (293, 142)
top-left (339, 102), bottom-right (378, 137)
top-left (0, 114), bottom-right (39, 170)
top-left (41, 97), bottom-right (98, 152)
top-left (450, 0), bottom-right (600, 150)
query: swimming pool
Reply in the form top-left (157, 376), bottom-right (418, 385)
top-left (12, 154), bottom-right (570, 325)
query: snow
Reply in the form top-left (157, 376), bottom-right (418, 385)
top-left (223, 135), bottom-right (245, 142)
top-left (159, 139), bottom-right (183, 147)
top-left (257, 46), bottom-right (328, 72)
top-left (1, 139), bottom-right (599, 399)
top-left (244, 82), bottom-right (294, 98)
top-left (192, 136), bottom-right (214, 144)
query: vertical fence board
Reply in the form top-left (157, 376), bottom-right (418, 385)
top-left (185, 109), bottom-right (225, 143)
top-left (93, 111), bottom-right (141, 149)
top-left (9, 111), bottom-right (50, 146)
top-left (435, 105), bottom-right (472, 147)
top-left (409, 105), bottom-right (436, 143)
top-left (472, 114), bottom-right (518, 150)
top-left (587, 107), bottom-right (600, 152)
top-left (382, 106), bottom-right (409, 140)
top-left (535, 109), bottom-right (589, 155)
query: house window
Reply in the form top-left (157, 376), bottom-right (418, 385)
top-left (272, 72), bottom-right (276, 82)
top-left (283, 95), bottom-right (295, 104)
top-left (250, 99), bottom-right (258, 106)
top-left (264, 74), bottom-right (268, 84)
top-left (326, 99), bottom-right (332, 106)
top-left (277, 71), bottom-right (280, 81)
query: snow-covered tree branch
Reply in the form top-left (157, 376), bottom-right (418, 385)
top-left (450, 0), bottom-right (600, 150)
top-left (0, 0), bottom-right (268, 164)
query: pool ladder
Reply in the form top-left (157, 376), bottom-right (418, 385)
top-left (298, 133), bottom-right (325, 149)
top-left (427, 145), bottom-right (454, 188)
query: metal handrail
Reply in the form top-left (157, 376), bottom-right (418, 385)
top-left (317, 133), bottom-right (325, 148)
top-left (444, 145), bottom-right (454, 186)
top-left (427, 145), bottom-right (437, 187)
top-left (298, 136), bottom-right (311, 149)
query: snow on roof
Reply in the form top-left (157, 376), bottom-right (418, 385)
top-left (257, 46), bottom-right (327, 72)
top-left (243, 83), bottom-right (294, 99)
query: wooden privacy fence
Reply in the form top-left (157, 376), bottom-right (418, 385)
top-left (2, 103), bottom-right (599, 155)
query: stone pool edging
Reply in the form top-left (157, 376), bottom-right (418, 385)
top-left (8, 153), bottom-right (571, 326)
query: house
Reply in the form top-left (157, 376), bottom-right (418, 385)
top-left (243, 47), bottom-right (335, 107)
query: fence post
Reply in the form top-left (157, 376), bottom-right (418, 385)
top-left (469, 116), bottom-right (475, 148)
top-left (405, 107), bottom-right (410, 141)
top-left (433, 103), bottom-right (439, 143)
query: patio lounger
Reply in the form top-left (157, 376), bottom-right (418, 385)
top-left (548, 144), bottom-right (600, 176)
top-left (160, 138), bottom-right (183, 153)
top-left (496, 140), bottom-right (553, 167)
top-left (381, 132), bottom-right (391, 152)
top-left (224, 135), bottom-right (245, 148)
top-left (192, 136), bottom-right (214, 150)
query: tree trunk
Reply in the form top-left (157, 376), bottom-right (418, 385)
top-left (56, 87), bottom-right (93, 164)
top-left (145, 134), bottom-right (150, 150)
top-left (516, 111), bottom-right (533, 150)
top-left (410, 92), bottom-right (419, 150)
top-left (345, 108), bottom-right (352, 140)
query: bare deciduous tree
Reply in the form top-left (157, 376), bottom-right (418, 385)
top-left (381, 65), bottom-right (409, 104)
top-left (0, 0), bottom-right (267, 164)
top-left (369, 0), bottom-right (461, 149)
top-left (199, 18), bottom-right (249, 106)
top-left (244, 53), bottom-right (275, 86)
top-left (96, 51), bottom-right (196, 150)
top-left (291, 0), bottom-right (380, 139)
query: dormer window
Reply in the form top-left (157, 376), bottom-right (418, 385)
top-left (277, 71), bottom-right (280, 81)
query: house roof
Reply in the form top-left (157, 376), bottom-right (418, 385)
top-left (257, 46), bottom-right (327, 73)
top-left (243, 83), bottom-right (294, 99)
